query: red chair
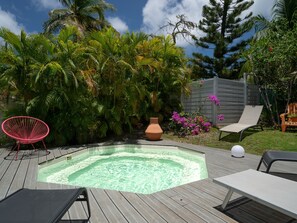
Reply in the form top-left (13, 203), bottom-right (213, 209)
top-left (1, 116), bottom-right (50, 160)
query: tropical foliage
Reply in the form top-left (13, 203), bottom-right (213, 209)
top-left (169, 94), bottom-right (224, 136)
top-left (243, 19), bottom-right (297, 126)
top-left (192, 0), bottom-right (254, 79)
top-left (241, 0), bottom-right (297, 127)
top-left (43, 0), bottom-right (115, 34)
top-left (0, 27), bottom-right (190, 145)
top-left (254, 0), bottom-right (297, 38)
top-left (272, 0), bottom-right (297, 29)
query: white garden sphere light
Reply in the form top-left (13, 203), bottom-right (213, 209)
top-left (231, 145), bottom-right (245, 158)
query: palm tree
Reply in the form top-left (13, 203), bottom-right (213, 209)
top-left (0, 28), bottom-right (37, 107)
top-left (255, 0), bottom-right (297, 35)
top-left (43, 0), bottom-right (115, 35)
top-left (272, 0), bottom-right (297, 28)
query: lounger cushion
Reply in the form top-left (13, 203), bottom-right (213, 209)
top-left (0, 188), bottom-right (88, 223)
top-left (219, 123), bottom-right (254, 133)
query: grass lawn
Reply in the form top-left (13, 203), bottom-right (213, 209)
top-left (162, 128), bottom-right (297, 155)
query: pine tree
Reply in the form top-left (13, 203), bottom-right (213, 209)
top-left (192, 0), bottom-right (254, 79)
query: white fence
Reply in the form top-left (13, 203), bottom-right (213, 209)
top-left (181, 77), bottom-right (260, 126)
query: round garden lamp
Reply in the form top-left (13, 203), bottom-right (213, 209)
top-left (231, 145), bottom-right (245, 158)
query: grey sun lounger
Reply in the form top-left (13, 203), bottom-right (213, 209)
top-left (213, 169), bottom-right (297, 219)
top-left (257, 150), bottom-right (297, 173)
top-left (219, 105), bottom-right (263, 141)
top-left (0, 187), bottom-right (90, 223)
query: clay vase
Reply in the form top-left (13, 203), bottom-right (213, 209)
top-left (145, 117), bottom-right (163, 140)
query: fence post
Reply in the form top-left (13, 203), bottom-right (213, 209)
top-left (212, 76), bottom-right (218, 125)
top-left (243, 73), bottom-right (247, 105)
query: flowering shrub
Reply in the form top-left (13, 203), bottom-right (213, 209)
top-left (208, 95), bottom-right (220, 105)
top-left (208, 95), bottom-right (224, 121)
top-left (217, 114), bottom-right (224, 121)
top-left (169, 94), bottom-right (224, 136)
top-left (170, 111), bottom-right (211, 136)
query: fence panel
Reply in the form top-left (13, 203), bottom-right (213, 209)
top-left (181, 77), bottom-right (260, 126)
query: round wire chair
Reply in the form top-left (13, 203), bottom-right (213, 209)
top-left (1, 116), bottom-right (50, 160)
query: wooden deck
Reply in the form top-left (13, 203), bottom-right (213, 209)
top-left (0, 139), bottom-right (297, 223)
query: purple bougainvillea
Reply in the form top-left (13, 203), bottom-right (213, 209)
top-left (217, 114), bottom-right (224, 121)
top-left (208, 95), bottom-right (220, 105)
top-left (169, 111), bottom-right (211, 136)
top-left (169, 94), bottom-right (224, 137)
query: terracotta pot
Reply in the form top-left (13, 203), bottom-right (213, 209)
top-left (145, 117), bottom-right (163, 140)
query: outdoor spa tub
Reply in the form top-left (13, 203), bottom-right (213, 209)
top-left (38, 145), bottom-right (208, 194)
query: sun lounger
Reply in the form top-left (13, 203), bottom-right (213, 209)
top-left (0, 187), bottom-right (90, 223)
top-left (257, 150), bottom-right (297, 173)
top-left (213, 169), bottom-right (297, 219)
top-left (219, 105), bottom-right (263, 141)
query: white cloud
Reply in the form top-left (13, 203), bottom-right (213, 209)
top-left (141, 0), bottom-right (274, 47)
top-left (0, 7), bottom-right (24, 34)
top-left (31, 0), bottom-right (62, 10)
top-left (108, 17), bottom-right (129, 33)
top-left (0, 7), bottom-right (25, 45)
top-left (142, 0), bottom-right (206, 47)
top-left (251, 0), bottom-right (274, 18)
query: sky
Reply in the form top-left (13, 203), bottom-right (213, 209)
top-left (0, 0), bottom-right (275, 54)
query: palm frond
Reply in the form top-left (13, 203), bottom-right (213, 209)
top-left (0, 28), bottom-right (23, 53)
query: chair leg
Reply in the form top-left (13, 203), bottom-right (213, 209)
top-left (41, 140), bottom-right (49, 155)
top-left (7, 142), bottom-right (17, 158)
top-left (219, 131), bottom-right (222, 140)
top-left (78, 189), bottom-right (91, 220)
top-left (239, 131), bottom-right (244, 141)
top-left (256, 157), bottom-right (263, 171)
top-left (265, 164), bottom-right (272, 173)
top-left (15, 143), bottom-right (20, 161)
top-left (281, 125), bottom-right (286, 132)
top-left (31, 144), bottom-right (37, 152)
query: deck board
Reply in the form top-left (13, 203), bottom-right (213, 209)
top-left (0, 158), bottom-right (21, 198)
top-left (239, 201), bottom-right (292, 223)
top-left (152, 191), bottom-right (207, 223)
top-left (23, 156), bottom-right (39, 189)
top-left (121, 192), bottom-right (168, 223)
top-left (183, 203), bottom-right (226, 223)
top-left (7, 157), bottom-right (30, 195)
top-left (105, 190), bottom-right (148, 223)
top-left (91, 188), bottom-right (129, 222)
top-left (0, 139), bottom-right (296, 223)
top-left (86, 190), bottom-right (109, 223)
top-left (139, 193), bottom-right (188, 223)
top-left (171, 184), bottom-right (220, 207)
